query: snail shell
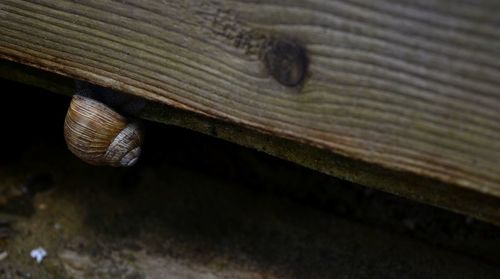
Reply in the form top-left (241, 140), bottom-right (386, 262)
top-left (64, 95), bottom-right (143, 167)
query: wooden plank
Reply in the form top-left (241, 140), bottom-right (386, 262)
top-left (0, 1), bottom-right (500, 197)
top-left (4, 60), bottom-right (500, 227)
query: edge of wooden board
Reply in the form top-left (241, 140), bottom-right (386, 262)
top-left (1, 58), bottom-right (499, 226)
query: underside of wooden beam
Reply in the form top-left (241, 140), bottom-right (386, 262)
top-left (1, 1), bottom-right (500, 223)
top-left (2, 59), bottom-right (500, 226)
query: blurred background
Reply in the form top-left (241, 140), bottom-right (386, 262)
top-left (1, 78), bottom-right (500, 278)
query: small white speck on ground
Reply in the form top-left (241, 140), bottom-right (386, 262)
top-left (30, 247), bottom-right (48, 264)
top-left (0, 250), bottom-right (8, 261)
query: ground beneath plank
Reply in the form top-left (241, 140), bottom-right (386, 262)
top-left (1, 80), bottom-right (500, 278)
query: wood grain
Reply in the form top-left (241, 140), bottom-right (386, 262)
top-left (4, 60), bottom-right (500, 225)
top-left (1, 0), bottom-right (500, 196)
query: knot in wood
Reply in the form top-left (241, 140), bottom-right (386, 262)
top-left (263, 39), bottom-right (308, 87)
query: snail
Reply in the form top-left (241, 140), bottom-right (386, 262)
top-left (64, 81), bottom-right (145, 167)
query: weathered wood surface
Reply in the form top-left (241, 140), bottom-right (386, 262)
top-left (4, 58), bottom-right (500, 226)
top-left (1, 1), bottom-right (500, 197)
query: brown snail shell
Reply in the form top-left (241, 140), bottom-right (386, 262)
top-left (64, 95), bottom-right (143, 167)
